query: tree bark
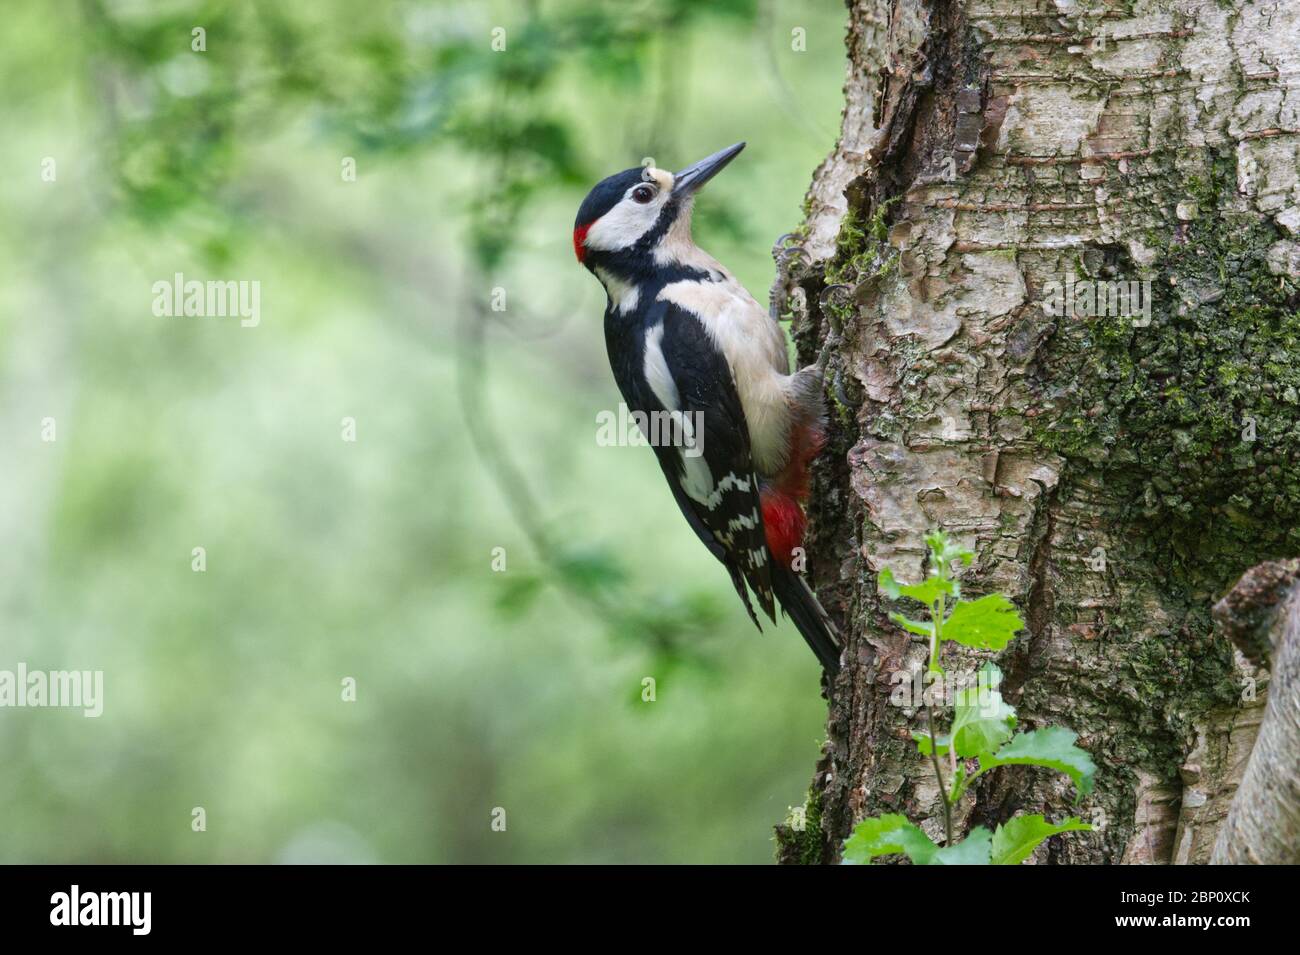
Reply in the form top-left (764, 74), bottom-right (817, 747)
top-left (775, 0), bottom-right (1300, 864)
top-left (1210, 560), bottom-right (1300, 863)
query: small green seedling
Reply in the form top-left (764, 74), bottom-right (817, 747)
top-left (843, 530), bottom-right (1097, 865)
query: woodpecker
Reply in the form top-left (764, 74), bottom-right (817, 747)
top-left (574, 142), bottom-right (842, 674)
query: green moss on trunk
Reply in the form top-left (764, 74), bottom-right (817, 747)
top-left (1035, 148), bottom-right (1300, 586)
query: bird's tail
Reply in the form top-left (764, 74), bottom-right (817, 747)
top-left (772, 560), bottom-right (842, 675)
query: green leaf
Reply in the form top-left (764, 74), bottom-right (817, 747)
top-left (942, 593), bottom-right (1023, 651)
top-left (925, 529), bottom-right (974, 568)
top-left (889, 612), bottom-right (933, 637)
top-left (950, 676), bottom-right (1017, 757)
top-left (930, 826), bottom-right (992, 865)
top-left (877, 566), bottom-right (902, 599)
top-left (991, 815), bottom-right (1093, 865)
top-left (980, 727), bottom-right (1097, 799)
top-left (842, 814), bottom-right (938, 866)
top-left (901, 575), bottom-right (954, 604)
top-left (879, 567), bottom-right (953, 604)
top-left (913, 731), bottom-right (952, 757)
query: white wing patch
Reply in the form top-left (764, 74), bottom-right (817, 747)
top-left (645, 320), bottom-right (714, 505)
top-left (680, 458), bottom-right (753, 513)
top-left (642, 321), bottom-right (679, 410)
top-left (680, 456), bottom-right (716, 506)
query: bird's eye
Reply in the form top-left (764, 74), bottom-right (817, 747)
top-left (632, 185), bottom-right (655, 204)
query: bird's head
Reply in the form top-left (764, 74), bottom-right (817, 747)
top-left (572, 142), bottom-right (744, 279)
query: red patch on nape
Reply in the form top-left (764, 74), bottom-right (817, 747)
top-left (573, 222), bottom-right (593, 263)
top-left (761, 487), bottom-right (807, 569)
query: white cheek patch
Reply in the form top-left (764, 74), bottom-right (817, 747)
top-left (584, 177), bottom-right (673, 252)
top-left (584, 201), bottom-right (661, 250)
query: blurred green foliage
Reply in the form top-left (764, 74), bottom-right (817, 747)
top-left (0, 0), bottom-right (845, 862)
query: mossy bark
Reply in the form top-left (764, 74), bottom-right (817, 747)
top-left (776, 0), bottom-right (1299, 864)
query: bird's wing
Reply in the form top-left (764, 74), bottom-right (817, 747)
top-left (608, 298), bottom-right (775, 624)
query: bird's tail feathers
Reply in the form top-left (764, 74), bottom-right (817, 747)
top-left (772, 560), bottom-right (841, 675)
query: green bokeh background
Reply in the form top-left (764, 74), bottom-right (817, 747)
top-left (0, 0), bottom-right (846, 863)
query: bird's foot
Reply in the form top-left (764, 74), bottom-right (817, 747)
top-left (769, 233), bottom-right (813, 324)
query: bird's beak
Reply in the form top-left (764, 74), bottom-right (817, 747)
top-left (672, 142), bottom-right (745, 197)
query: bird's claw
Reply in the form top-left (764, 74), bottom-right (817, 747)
top-left (833, 366), bottom-right (860, 409)
top-left (818, 284), bottom-right (853, 334)
top-left (771, 232), bottom-right (800, 261)
top-left (769, 236), bottom-right (813, 322)
top-left (777, 245), bottom-right (812, 281)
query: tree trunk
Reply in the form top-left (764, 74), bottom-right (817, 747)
top-left (775, 0), bottom-right (1300, 864)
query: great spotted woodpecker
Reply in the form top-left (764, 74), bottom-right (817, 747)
top-left (574, 142), bottom-right (842, 674)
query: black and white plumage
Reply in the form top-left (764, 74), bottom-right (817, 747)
top-left (574, 143), bottom-right (842, 674)
top-left (606, 297), bottom-right (774, 621)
